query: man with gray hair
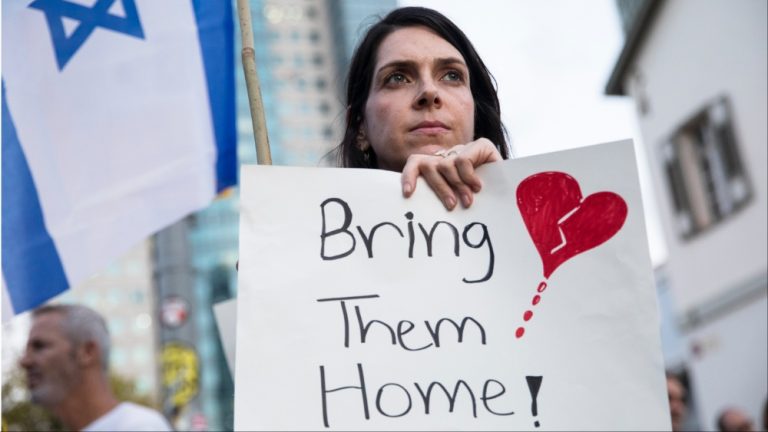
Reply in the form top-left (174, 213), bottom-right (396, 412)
top-left (20, 304), bottom-right (172, 431)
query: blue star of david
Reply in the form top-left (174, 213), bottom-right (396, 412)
top-left (29, 0), bottom-right (145, 71)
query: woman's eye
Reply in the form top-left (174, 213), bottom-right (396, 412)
top-left (442, 70), bottom-right (463, 82)
top-left (385, 72), bottom-right (408, 84)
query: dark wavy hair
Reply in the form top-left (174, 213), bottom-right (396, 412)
top-left (335, 7), bottom-right (510, 168)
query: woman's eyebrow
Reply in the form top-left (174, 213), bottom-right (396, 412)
top-left (376, 60), bottom-right (416, 74)
top-left (376, 57), bottom-right (467, 75)
top-left (433, 57), bottom-right (467, 68)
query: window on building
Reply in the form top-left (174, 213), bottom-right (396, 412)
top-left (661, 96), bottom-right (751, 239)
top-left (132, 290), bottom-right (145, 304)
top-left (269, 54), bottom-right (283, 66)
top-left (112, 348), bottom-right (126, 368)
top-left (267, 30), bottom-right (280, 42)
top-left (210, 265), bottom-right (232, 304)
top-left (110, 318), bottom-right (125, 337)
top-left (108, 290), bottom-right (121, 305)
top-left (293, 53), bottom-right (305, 68)
top-left (263, 5), bottom-right (285, 25)
top-left (132, 347), bottom-right (150, 365)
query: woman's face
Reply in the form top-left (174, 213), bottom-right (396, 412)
top-left (363, 26), bottom-right (475, 171)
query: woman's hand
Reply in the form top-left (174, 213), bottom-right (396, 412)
top-left (401, 137), bottom-right (502, 210)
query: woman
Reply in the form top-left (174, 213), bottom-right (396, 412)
top-left (336, 6), bottom-right (511, 210)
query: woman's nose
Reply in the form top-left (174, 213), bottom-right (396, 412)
top-left (414, 79), bottom-right (441, 109)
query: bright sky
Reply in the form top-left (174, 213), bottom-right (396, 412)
top-left (400, 0), bottom-right (668, 265)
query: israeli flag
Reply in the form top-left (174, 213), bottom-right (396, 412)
top-left (2, 0), bottom-right (236, 317)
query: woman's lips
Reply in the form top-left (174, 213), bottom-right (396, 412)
top-left (410, 121), bottom-right (449, 134)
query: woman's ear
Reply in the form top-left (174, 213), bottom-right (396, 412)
top-left (356, 127), bottom-right (369, 151)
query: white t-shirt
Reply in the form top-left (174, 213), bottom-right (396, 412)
top-left (82, 402), bottom-right (173, 431)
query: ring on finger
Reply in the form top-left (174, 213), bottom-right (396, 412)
top-left (434, 149), bottom-right (459, 159)
top-left (445, 149), bottom-right (460, 157)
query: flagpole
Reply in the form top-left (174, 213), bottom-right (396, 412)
top-left (236, 0), bottom-right (272, 165)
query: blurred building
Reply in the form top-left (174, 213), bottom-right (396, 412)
top-left (68, 241), bottom-right (161, 398)
top-left (58, 240), bottom-right (162, 401)
top-left (152, 1), bottom-right (395, 430)
top-left (607, 0), bottom-right (767, 429)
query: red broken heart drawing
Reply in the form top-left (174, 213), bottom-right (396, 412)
top-left (516, 171), bottom-right (628, 279)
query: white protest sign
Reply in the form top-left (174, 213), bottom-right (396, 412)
top-left (235, 140), bottom-right (669, 431)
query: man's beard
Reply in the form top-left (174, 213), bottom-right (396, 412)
top-left (29, 380), bottom-right (67, 408)
top-left (28, 353), bottom-right (80, 408)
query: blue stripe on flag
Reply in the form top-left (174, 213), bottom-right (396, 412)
top-left (192, 0), bottom-right (237, 192)
top-left (2, 82), bottom-right (69, 314)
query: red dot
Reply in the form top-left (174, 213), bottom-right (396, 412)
top-left (537, 281), bottom-right (548, 293)
top-left (532, 295), bottom-right (541, 305)
top-left (523, 310), bottom-right (533, 321)
top-left (515, 327), bottom-right (525, 338)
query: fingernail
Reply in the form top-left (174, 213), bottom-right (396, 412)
top-left (445, 196), bottom-right (456, 210)
top-left (461, 193), bottom-right (472, 208)
top-left (402, 182), bottom-right (411, 196)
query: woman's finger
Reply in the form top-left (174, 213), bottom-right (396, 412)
top-left (465, 138), bottom-right (503, 165)
top-left (437, 156), bottom-right (475, 208)
top-left (401, 138), bottom-right (504, 209)
top-left (454, 156), bottom-right (481, 193)
top-left (402, 154), bottom-right (460, 210)
top-left (401, 154), bottom-right (431, 197)
top-left (453, 138), bottom-right (502, 193)
top-left (419, 161), bottom-right (459, 210)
